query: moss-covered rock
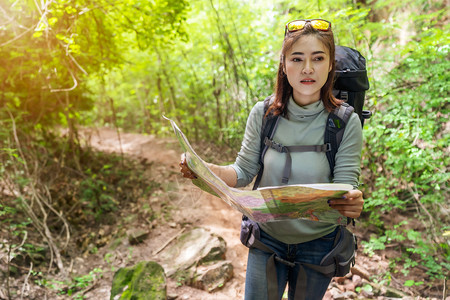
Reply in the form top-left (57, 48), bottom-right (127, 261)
top-left (110, 261), bottom-right (166, 300)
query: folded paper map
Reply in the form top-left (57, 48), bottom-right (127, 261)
top-left (164, 116), bottom-right (351, 225)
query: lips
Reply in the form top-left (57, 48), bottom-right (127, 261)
top-left (300, 78), bottom-right (316, 85)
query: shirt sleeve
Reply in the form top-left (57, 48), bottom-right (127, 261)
top-left (229, 101), bottom-right (265, 187)
top-left (332, 113), bottom-right (363, 188)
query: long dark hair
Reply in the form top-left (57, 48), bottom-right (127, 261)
top-left (267, 22), bottom-right (340, 117)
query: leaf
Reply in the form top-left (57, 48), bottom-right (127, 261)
top-left (362, 284), bottom-right (373, 292)
top-left (48, 17), bottom-right (58, 26)
top-left (32, 31), bottom-right (43, 38)
top-left (404, 280), bottom-right (415, 287)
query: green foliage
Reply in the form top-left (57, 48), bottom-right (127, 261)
top-left (404, 279), bottom-right (424, 287)
top-left (363, 22), bottom-right (449, 204)
top-left (0, 0), bottom-right (189, 128)
top-left (355, 283), bottom-right (373, 294)
top-left (361, 6), bottom-right (449, 284)
top-left (78, 169), bottom-right (119, 220)
top-left (362, 220), bottom-right (448, 280)
top-left (83, 0), bottom-right (282, 145)
top-left (0, 203), bottom-right (16, 218)
top-left (33, 268), bottom-right (103, 299)
top-left (0, 113), bottom-right (159, 277)
top-left (83, 0), bottom-right (377, 148)
top-left (68, 268), bottom-right (104, 298)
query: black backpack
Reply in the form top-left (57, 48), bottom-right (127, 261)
top-left (252, 45), bottom-right (370, 189)
top-left (334, 46), bottom-right (371, 126)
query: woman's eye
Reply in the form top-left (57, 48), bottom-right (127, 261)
top-left (293, 58), bottom-right (302, 62)
top-left (314, 56), bottom-right (325, 61)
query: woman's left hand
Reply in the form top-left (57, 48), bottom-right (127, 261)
top-left (328, 189), bottom-right (364, 219)
top-left (180, 153), bottom-right (198, 180)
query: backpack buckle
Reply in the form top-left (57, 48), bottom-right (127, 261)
top-left (314, 144), bottom-right (331, 152)
top-left (264, 137), bottom-right (286, 153)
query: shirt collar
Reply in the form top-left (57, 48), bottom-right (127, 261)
top-left (287, 97), bottom-right (325, 120)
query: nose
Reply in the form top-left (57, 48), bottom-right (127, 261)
top-left (302, 60), bottom-right (313, 74)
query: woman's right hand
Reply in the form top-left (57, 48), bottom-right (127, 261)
top-left (179, 153), bottom-right (197, 179)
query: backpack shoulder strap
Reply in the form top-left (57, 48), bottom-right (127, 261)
top-left (325, 102), bottom-right (354, 176)
top-left (254, 101), bottom-right (354, 188)
top-left (252, 95), bottom-right (279, 190)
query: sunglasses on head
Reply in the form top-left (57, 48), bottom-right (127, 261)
top-left (285, 19), bottom-right (331, 36)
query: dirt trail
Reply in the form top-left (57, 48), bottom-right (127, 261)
top-left (82, 127), bottom-right (247, 299)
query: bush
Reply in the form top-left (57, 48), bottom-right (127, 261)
top-left (362, 21), bottom-right (449, 283)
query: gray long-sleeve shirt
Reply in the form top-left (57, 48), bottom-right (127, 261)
top-left (231, 97), bottom-right (363, 244)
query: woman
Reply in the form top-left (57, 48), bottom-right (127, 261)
top-left (180, 19), bottom-right (364, 300)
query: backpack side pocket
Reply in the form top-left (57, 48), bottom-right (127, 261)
top-left (320, 226), bottom-right (357, 277)
top-left (240, 215), bottom-right (260, 248)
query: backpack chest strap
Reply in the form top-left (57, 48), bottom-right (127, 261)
top-left (264, 137), bottom-right (331, 184)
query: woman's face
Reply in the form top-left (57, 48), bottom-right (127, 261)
top-left (284, 35), bottom-right (332, 106)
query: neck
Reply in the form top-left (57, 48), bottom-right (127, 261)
top-left (292, 95), bottom-right (321, 107)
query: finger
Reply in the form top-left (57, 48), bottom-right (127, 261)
top-left (331, 204), bottom-right (362, 212)
top-left (180, 153), bottom-right (186, 165)
top-left (182, 171), bottom-right (194, 179)
top-left (180, 164), bottom-right (198, 179)
top-left (332, 205), bottom-right (362, 216)
top-left (344, 189), bottom-right (362, 199)
top-left (330, 204), bottom-right (363, 218)
top-left (328, 199), bottom-right (363, 207)
top-left (338, 210), bottom-right (362, 218)
top-left (330, 191), bottom-right (364, 205)
top-left (185, 170), bottom-right (197, 179)
top-left (330, 201), bottom-right (363, 210)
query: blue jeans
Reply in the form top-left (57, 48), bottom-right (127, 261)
top-left (244, 228), bottom-right (337, 300)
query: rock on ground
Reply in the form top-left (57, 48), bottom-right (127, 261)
top-left (110, 261), bottom-right (166, 300)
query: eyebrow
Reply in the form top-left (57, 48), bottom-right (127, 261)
top-left (290, 51), bottom-right (327, 55)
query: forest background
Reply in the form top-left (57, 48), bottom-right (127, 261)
top-left (0, 0), bottom-right (448, 299)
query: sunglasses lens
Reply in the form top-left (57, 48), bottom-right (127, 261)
top-left (311, 19), bottom-right (330, 31)
top-left (288, 20), bottom-right (306, 32)
top-left (286, 19), bottom-right (331, 34)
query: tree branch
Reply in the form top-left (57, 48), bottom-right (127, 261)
top-left (50, 68), bottom-right (78, 92)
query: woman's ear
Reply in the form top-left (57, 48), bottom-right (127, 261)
top-left (280, 55), bottom-right (286, 74)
